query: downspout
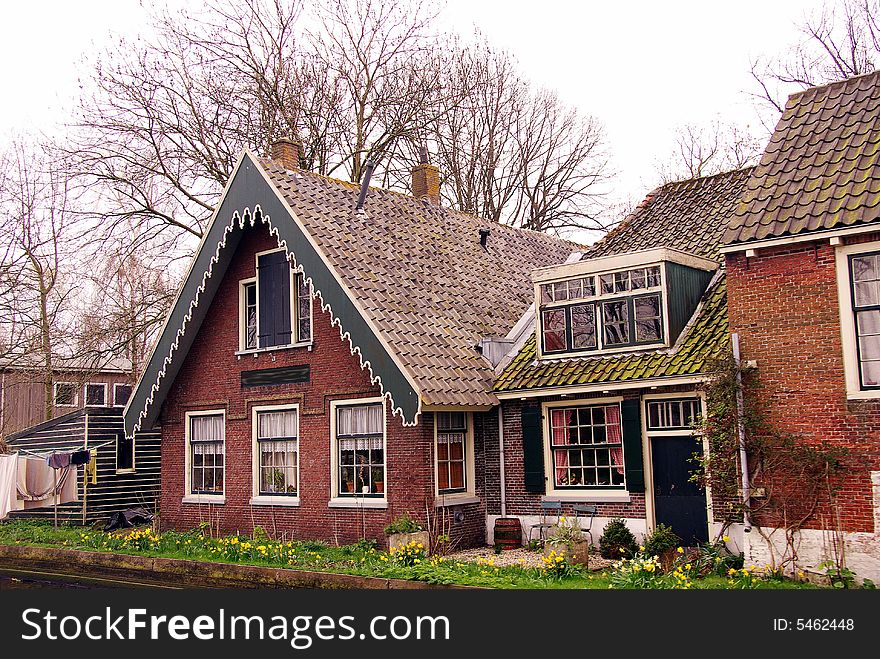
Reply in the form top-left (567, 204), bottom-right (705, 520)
top-left (498, 405), bottom-right (506, 517)
top-left (731, 333), bottom-right (752, 532)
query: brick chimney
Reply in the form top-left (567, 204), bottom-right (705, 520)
top-left (270, 137), bottom-right (302, 171)
top-left (412, 147), bottom-right (440, 205)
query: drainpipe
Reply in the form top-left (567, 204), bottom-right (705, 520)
top-left (498, 405), bottom-right (506, 517)
top-left (731, 333), bottom-right (752, 533)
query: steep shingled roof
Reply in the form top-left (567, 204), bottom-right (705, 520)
top-left (724, 70), bottom-right (880, 245)
top-left (495, 169), bottom-right (748, 393)
top-left (260, 159), bottom-right (577, 407)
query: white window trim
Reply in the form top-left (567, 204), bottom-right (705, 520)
top-left (54, 382), bottom-right (78, 407)
top-left (641, 391), bottom-right (710, 538)
top-left (535, 262), bottom-right (671, 360)
top-left (84, 382), bottom-right (108, 407)
top-left (236, 248), bottom-right (313, 356)
top-left (183, 409), bottom-right (226, 503)
top-left (541, 397), bottom-right (629, 500)
top-left (116, 432), bottom-right (136, 474)
top-left (433, 411), bottom-right (476, 506)
top-left (250, 403), bottom-right (301, 507)
top-left (836, 240), bottom-right (880, 399)
top-left (113, 383), bottom-right (132, 408)
top-left (328, 396), bottom-right (388, 507)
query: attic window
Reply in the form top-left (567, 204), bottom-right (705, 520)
top-left (239, 249), bottom-right (312, 352)
top-left (539, 264), bottom-right (665, 355)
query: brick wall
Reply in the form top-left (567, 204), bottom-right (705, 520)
top-left (158, 223), bottom-right (485, 547)
top-left (726, 238), bottom-right (880, 533)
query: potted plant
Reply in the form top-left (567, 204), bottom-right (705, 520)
top-left (384, 513), bottom-right (429, 552)
top-left (544, 516), bottom-right (590, 566)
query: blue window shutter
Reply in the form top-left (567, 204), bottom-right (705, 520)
top-left (621, 398), bottom-right (644, 492)
top-left (522, 404), bottom-right (545, 494)
top-left (257, 251), bottom-right (292, 347)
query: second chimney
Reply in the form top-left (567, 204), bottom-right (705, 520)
top-left (270, 137), bottom-right (302, 171)
top-left (412, 147), bottom-right (440, 205)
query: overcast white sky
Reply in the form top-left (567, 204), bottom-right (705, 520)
top-left (0, 0), bottom-right (826, 209)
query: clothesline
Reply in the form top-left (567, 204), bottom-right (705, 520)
top-left (14, 439), bottom-right (114, 459)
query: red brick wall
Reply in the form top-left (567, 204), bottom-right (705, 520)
top-left (158, 223), bottom-right (485, 547)
top-left (726, 238), bottom-right (880, 533)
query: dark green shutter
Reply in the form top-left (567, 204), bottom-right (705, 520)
top-left (522, 404), bottom-right (545, 494)
top-left (620, 398), bottom-right (645, 492)
top-left (257, 251), bottom-right (292, 347)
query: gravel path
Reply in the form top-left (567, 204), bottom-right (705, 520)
top-left (447, 546), bottom-right (615, 571)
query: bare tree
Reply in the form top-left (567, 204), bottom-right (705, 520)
top-left (0, 141), bottom-right (76, 421)
top-left (654, 119), bottom-right (764, 184)
top-left (751, 0), bottom-right (880, 115)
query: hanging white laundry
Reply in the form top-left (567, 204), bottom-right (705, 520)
top-left (0, 453), bottom-right (19, 520)
top-left (17, 454), bottom-right (56, 501)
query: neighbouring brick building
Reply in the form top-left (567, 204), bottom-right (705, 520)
top-left (124, 140), bottom-right (574, 548)
top-left (722, 71), bottom-right (880, 579)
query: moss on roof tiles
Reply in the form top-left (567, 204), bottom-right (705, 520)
top-left (495, 275), bottom-right (728, 392)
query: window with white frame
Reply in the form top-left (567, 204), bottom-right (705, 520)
top-left (54, 382), bottom-right (77, 407)
top-left (240, 251), bottom-right (312, 351)
top-left (255, 408), bottom-right (299, 497)
top-left (646, 398), bottom-right (701, 430)
top-left (436, 412), bottom-right (467, 494)
top-left (848, 252), bottom-right (880, 388)
top-left (85, 383), bottom-right (107, 407)
top-left (549, 404), bottom-right (625, 488)
top-left (117, 431), bottom-right (134, 472)
top-left (189, 413), bottom-right (225, 495)
top-left (113, 383), bottom-right (133, 407)
top-left (539, 265), bottom-right (664, 355)
top-left (335, 403), bottom-right (385, 497)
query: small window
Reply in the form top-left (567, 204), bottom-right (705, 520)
top-left (549, 404), bottom-right (625, 488)
top-left (85, 383), bottom-right (107, 407)
top-left (256, 408), bottom-right (299, 496)
top-left (336, 403), bottom-right (384, 497)
top-left (54, 382), bottom-right (77, 407)
top-left (634, 294), bottom-right (663, 342)
top-left (189, 413), bottom-right (225, 495)
top-left (541, 308), bottom-right (567, 351)
top-left (437, 412), bottom-right (467, 494)
top-left (295, 274), bottom-right (311, 343)
top-left (243, 281), bottom-right (258, 350)
top-left (113, 383), bottom-right (133, 407)
top-left (646, 398), bottom-right (702, 430)
top-left (117, 432), bottom-right (134, 471)
top-left (850, 253), bottom-right (880, 388)
top-left (602, 300), bottom-right (629, 346)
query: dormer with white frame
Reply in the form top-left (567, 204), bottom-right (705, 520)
top-left (532, 247), bottom-right (717, 359)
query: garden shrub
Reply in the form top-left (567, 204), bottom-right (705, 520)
top-left (383, 513), bottom-right (423, 536)
top-left (642, 524), bottom-right (681, 558)
top-left (598, 518), bottom-right (638, 559)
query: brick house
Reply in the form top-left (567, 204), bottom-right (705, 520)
top-left (491, 169), bottom-right (749, 547)
top-left (124, 140), bottom-right (574, 547)
top-left (722, 71), bottom-right (880, 579)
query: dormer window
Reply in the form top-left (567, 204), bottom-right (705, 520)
top-left (533, 248), bottom-right (716, 359)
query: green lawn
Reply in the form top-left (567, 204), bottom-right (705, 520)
top-left (0, 520), bottom-right (817, 589)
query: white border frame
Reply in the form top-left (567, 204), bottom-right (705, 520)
top-left (641, 391), bottom-right (711, 538)
top-left (540, 396), bottom-right (631, 502)
top-left (113, 382), bottom-right (133, 408)
top-left (182, 408), bottom-right (227, 504)
top-left (238, 277), bottom-right (258, 351)
top-left (433, 411), bottom-right (478, 506)
top-left (251, 402), bottom-right (301, 507)
top-left (115, 430), bottom-right (136, 474)
top-left (328, 396), bottom-right (388, 509)
top-left (84, 382), bottom-right (108, 407)
top-left (53, 381), bottom-right (78, 407)
top-left (835, 239), bottom-right (880, 400)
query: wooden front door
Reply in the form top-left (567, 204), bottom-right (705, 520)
top-left (651, 435), bottom-right (708, 546)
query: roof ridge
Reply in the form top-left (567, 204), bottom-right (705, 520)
top-left (788, 69), bottom-right (880, 102)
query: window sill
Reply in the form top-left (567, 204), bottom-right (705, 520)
top-left (541, 341), bottom-right (667, 360)
top-left (250, 496), bottom-right (300, 507)
top-left (181, 495), bottom-right (226, 505)
top-left (434, 494), bottom-right (480, 507)
top-left (328, 498), bottom-right (387, 510)
top-left (543, 492), bottom-right (630, 504)
top-left (115, 469), bottom-right (136, 475)
top-left (236, 342), bottom-right (313, 357)
top-left (846, 389), bottom-right (880, 400)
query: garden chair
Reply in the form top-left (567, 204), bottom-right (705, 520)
top-left (528, 500), bottom-right (562, 544)
top-left (573, 504), bottom-right (597, 547)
